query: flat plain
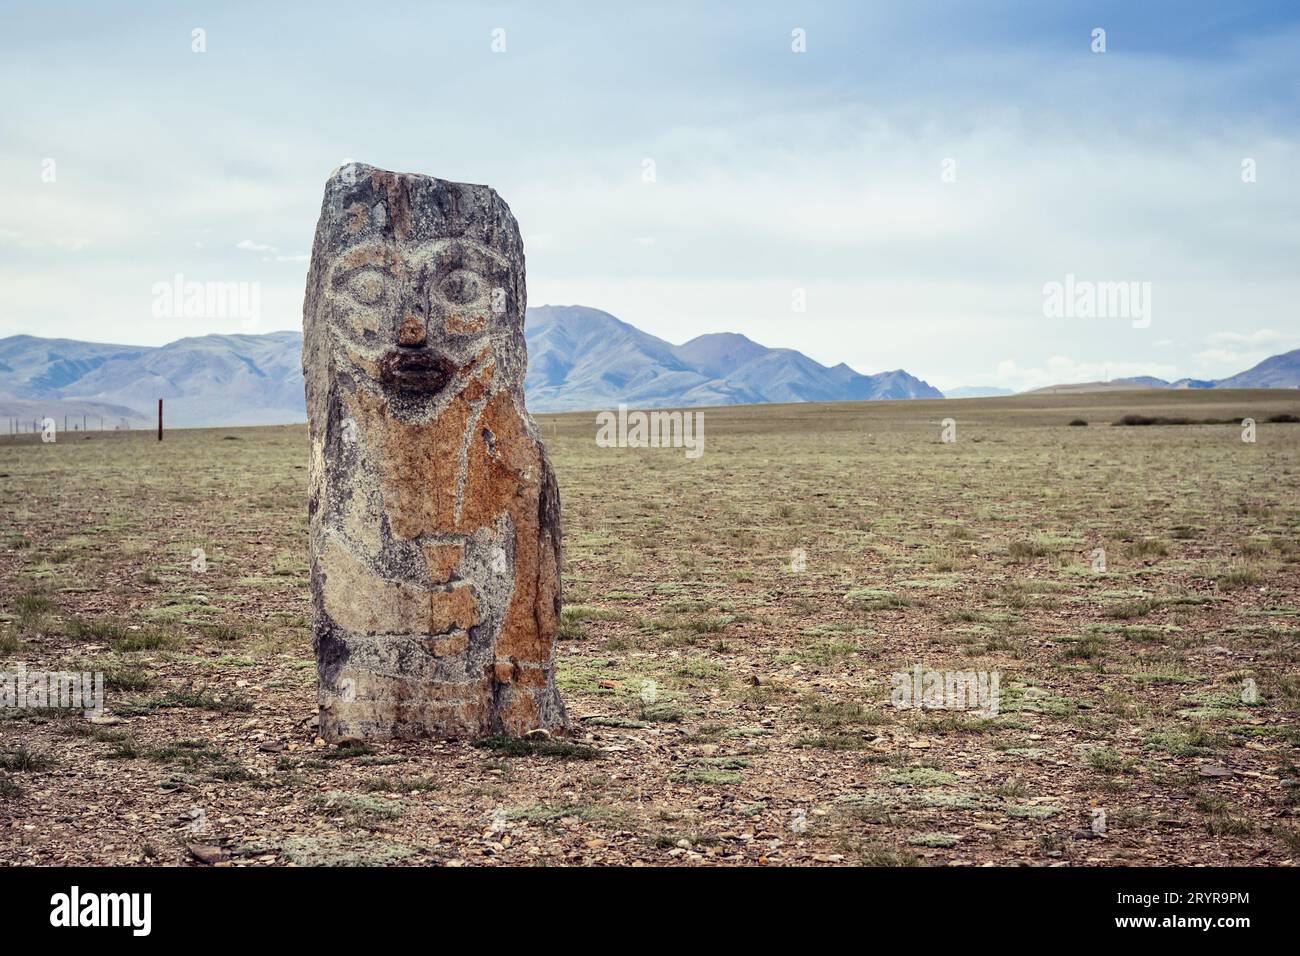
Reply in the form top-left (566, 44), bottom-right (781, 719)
top-left (1, 388), bottom-right (1298, 866)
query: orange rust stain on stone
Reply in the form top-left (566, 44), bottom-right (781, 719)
top-left (494, 689), bottom-right (542, 736)
top-left (343, 202), bottom-right (369, 235)
top-left (423, 543), bottom-right (462, 581)
top-left (398, 312), bottom-right (427, 346)
top-left (458, 355), bottom-right (496, 405)
top-left (341, 244), bottom-right (400, 272)
top-left (429, 630), bottom-right (469, 658)
top-left (370, 172), bottom-right (413, 241)
top-left (446, 312), bottom-right (488, 334)
top-left (465, 391), bottom-right (554, 669)
top-left (342, 348), bottom-right (381, 379)
top-left (354, 375), bottom-right (533, 543)
top-left (347, 387), bottom-right (471, 539)
top-left (430, 585), bottom-right (478, 633)
top-left (459, 390), bottom-right (533, 529)
top-left (508, 665), bottom-right (550, 690)
top-left (459, 376), bottom-right (486, 406)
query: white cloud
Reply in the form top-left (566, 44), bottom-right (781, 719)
top-left (11, 235), bottom-right (89, 251)
top-left (1206, 329), bottom-right (1294, 346)
top-left (236, 239), bottom-right (278, 254)
top-left (1195, 328), bottom-right (1300, 368)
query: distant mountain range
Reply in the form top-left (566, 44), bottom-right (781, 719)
top-left (0, 305), bottom-right (941, 427)
top-left (0, 331), bottom-right (304, 427)
top-left (1, 308), bottom-right (1296, 428)
top-left (524, 306), bottom-right (940, 411)
top-left (1028, 351), bottom-right (1300, 395)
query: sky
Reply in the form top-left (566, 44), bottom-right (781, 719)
top-left (2, 0), bottom-right (1298, 392)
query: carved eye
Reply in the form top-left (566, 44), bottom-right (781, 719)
top-left (438, 269), bottom-right (484, 306)
top-left (344, 270), bottom-right (387, 306)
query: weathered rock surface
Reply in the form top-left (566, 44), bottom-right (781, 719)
top-left (302, 162), bottom-right (566, 740)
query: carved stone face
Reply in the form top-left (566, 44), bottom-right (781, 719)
top-left (324, 238), bottom-right (515, 412)
top-left (309, 164), bottom-right (529, 422)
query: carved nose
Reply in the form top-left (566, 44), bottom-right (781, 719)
top-left (398, 311), bottom-right (427, 348)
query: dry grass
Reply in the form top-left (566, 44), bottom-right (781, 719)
top-left (0, 389), bottom-right (1297, 866)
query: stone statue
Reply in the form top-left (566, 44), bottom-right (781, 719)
top-left (302, 163), bottom-right (567, 741)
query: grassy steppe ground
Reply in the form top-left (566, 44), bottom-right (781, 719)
top-left (1, 389), bottom-right (1298, 866)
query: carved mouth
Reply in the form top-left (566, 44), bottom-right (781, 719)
top-left (379, 350), bottom-right (454, 394)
